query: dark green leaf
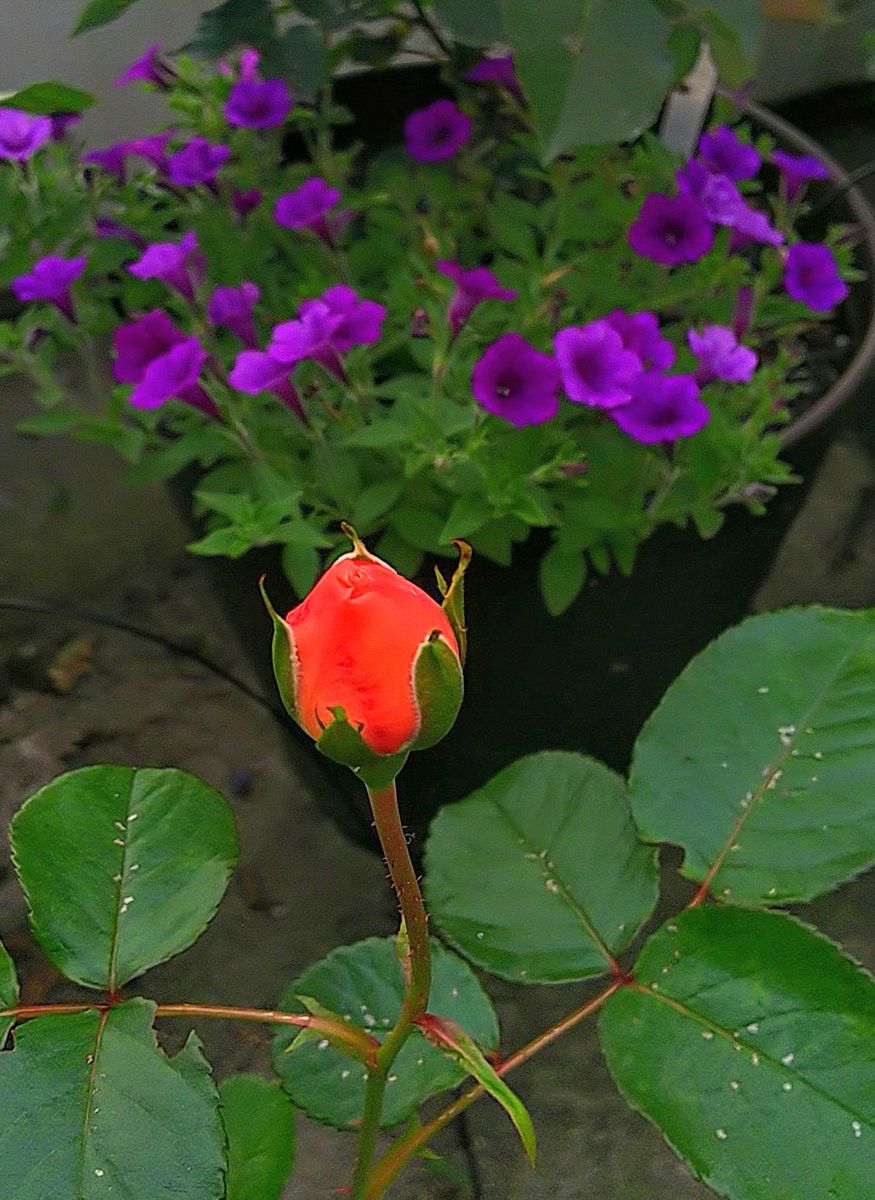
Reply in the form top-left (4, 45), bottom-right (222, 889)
top-left (11, 766), bottom-right (238, 989)
top-left (271, 938), bottom-right (498, 1128)
top-left (601, 907), bottom-right (875, 1200)
top-left (73, 0), bottom-right (139, 35)
top-left (502, 0), bottom-right (674, 159)
top-left (0, 941), bottom-right (19, 1046)
top-left (265, 25), bottom-right (327, 98)
top-left (539, 544), bottom-right (586, 616)
top-left (440, 493), bottom-right (494, 542)
top-left (629, 608), bottom-right (875, 904)
top-left (432, 0), bottom-right (503, 46)
top-left (188, 0), bottom-right (276, 58)
top-left (282, 541), bottom-right (321, 597)
top-left (425, 752), bottom-right (659, 982)
top-left (352, 480), bottom-right (404, 527)
top-left (0, 999), bottom-right (225, 1198)
top-left (220, 1075), bottom-right (295, 1200)
top-left (0, 82), bottom-right (94, 114)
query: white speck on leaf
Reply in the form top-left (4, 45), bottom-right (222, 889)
top-left (781, 1053), bottom-right (795, 1065)
top-left (341, 1069), bottom-right (350, 1079)
top-left (317, 1039), bottom-right (329, 1050)
top-left (757, 686), bottom-right (769, 694)
top-left (852, 1121), bottom-right (862, 1137)
top-left (729, 1081), bottom-right (739, 1091)
top-left (701, 1030), bottom-right (714, 1040)
top-left (746, 1023), bottom-right (759, 1033)
top-left (783, 1082), bottom-right (792, 1091)
top-left (715, 1129), bottom-right (728, 1140)
top-left (545, 878), bottom-right (560, 894)
top-left (363, 1014), bottom-right (376, 1028)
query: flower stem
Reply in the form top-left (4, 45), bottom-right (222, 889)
top-left (363, 980), bottom-right (623, 1200)
top-left (349, 781), bottom-right (432, 1200)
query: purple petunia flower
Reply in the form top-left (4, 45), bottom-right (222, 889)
top-left (127, 231), bottom-right (205, 303)
top-left (465, 55), bottom-right (524, 104)
top-left (232, 187), bottom-right (263, 218)
top-left (126, 130), bottom-right (174, 171)
top-left (268, 302), bottom-right (346, 378)
top-left (554, 320), bottom-right (643, 410)
top-left (604, 310), bottom-right (676, 370)
top-left (274, 177), bottom-right (342, 244)
top-left (783, 242), bottom-right (849, 312)
top-left (224, 78), bottom-right (293, 128)
top-left (82, 144), bottom-right (129, 182)
top-left (698, 126), bottom-right (760, 181)
top-left (115, 44), bottom-right (174, 90)
top-left (12, 254), bottom-right (87, 322)
top-left (612, 372), bottom-right (709, 444)
top-left (239, 48), bottom-right (261, 81)
top-left (113, 310), bottom-right (185, 382)
top-left (678, 165), bottom-right (783, 247)
top-left (471, 333), bottom-right (560, 427)
top-left (299, 285), bottom-right (386, 353)
top-left (436, 260), bottom-right (518, 337)
top-left (0, 108), bottom-right (52, 161)
top-left (628, 193), bottom-right (714, 266)
top-left (208, 282), bottom-right (260, 348)
top-left (50, 112), bottom-right (82, 141)
top-left (95, 217), bottom-right (147, 249)
top-left (129, 337), bottom-right (209, 410)
top-left (771, 150), bottom-right (830, 203)
top-left (687, 324), bottom-right (758, 385)
top-left (229, 349), bottom-right (306, 422)
top-left (167, 137), bottom-right (230, 187)
top-left (404, 100), bottom-right (472, 163)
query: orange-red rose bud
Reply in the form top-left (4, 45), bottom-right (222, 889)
top-left (262, 530), bottom-right (468, 786)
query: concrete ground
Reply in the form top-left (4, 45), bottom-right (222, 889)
top-left (2, 138), bottom-right (875, 1200)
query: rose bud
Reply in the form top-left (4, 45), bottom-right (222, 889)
top-left (261, 525), bottom-right (469, 788)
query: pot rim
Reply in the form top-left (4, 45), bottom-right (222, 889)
top-left (732, 93), bottom-right (875, 448)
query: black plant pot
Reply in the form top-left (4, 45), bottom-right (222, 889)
top-left (187, 88), bottom-right (875, 854)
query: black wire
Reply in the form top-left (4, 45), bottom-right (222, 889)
top-left (0, 597), bottom-right (288, 726)
top-left (807, 157), bottom-right (875, 223)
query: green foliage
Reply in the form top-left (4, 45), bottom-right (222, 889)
top-left (11, 766), bottom-right (238, 989)
top-left (601, 907), bottom-right (875, 1200)
top-left (431, 0), bottom-right (503, 45)
top-left (0, 999), bottom-right (226, 1198)
top-left (0, 82), bottom-right (94, 114)
top-left (220, 1075), bottom-right (296, 1200)
top-left (629, 608), bottom-right (875, 904)
top-left (73, 0), bottom-right (140, 34)
top-left (425, 752), bottom-right (658, 982)
top-left (271, 937), bottom-right (499, 1128)
top-left (0, 941), bottom-right (19, 1046)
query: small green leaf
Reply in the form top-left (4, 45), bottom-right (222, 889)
top-left (72, 0), bottom-right (139, 35)
top-left (272, 938), bottom-right (499, 1129)
top-left (629, 607), bottom-right (875, 904)
top-left (601, 907), bottom-right (875, 1200)
top-left (417, 1014), bottom-right (536, 1164)
top-left (0, 940), bottom-right (19, 1046)
top-left (220, 1075), bottom-right (295, 1200)
top-left (187, 0), bottom-right (276, 58)
top-left (281, 541), bottom-right (320, 598)
top-left (432, 0), bottom-right (502, 45)
top-left (0, 999), bottom-right (225, 1198)
top-left (11, 766), bottom-right (238, 989)
top-left (539, 544), bottom-right (586, 616)
top-left (0, 82), bottom-right (94, 113)
top-left (440, 494), bottom-right (493, 542)
top-left (425, 752), bottom-right (658, 983)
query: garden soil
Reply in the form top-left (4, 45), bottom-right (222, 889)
top-left (2, 128), bottom-right (875, 1200)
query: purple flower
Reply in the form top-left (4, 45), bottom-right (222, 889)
top-left (274, 177), bottom-right (342, 244)
top-left (687, 325), bottom-right (758, 385)
top-left (0, 108), bottom-right (52, 160)
top-left (95, 217), bottom-right (146, 249)
top-left (82, 143), bottom-right (129, 182)
top-left (300, 285), bottom-right (385, 353)
top-left (732, 285), bottom-right (755, 339)
top-left (784, 242), bottom-right (848, 312)
top-left (232, 187), bottom-right (262, 218)
top-left (126, 131), bottom-right (174, 170)
top-left (239, 48), bottom-right (261, 81)
top-left (268, 302), bottom-right (345, 377)
top-left (471, 333), bottom-right (560, 427)
top-left (128, 231), bottom-right (205, 303)
top-left (604, 310), bottom-right (675, 370)
top-left (465, 55), bottom-right (524, 104)
top-left (728, 201), bottom-right (783, 248)
top-left (115, 44), bottom-right (174, 90)
top-left (229, 349), bottom-right (306, 421)
top-left (50, 113), bottom-right (82, 141)
top-left (679, 165), bottom-right (783, 247)
top-left (113, 310), bottom-right (185, 383)
top-left (771, 150), bottom-right (830, 202)
top-left (698, 126), bottom-right (760, 181)
top-left (612, 372), bottom-right (709, 444)
top-left (129, 337), bottom-right (209, 410)
top-left (628, 193), bottom-right (714, 266)
top-left (436, 260), bottom-right (517, 337)
top-left (167, 137), bottom-right (230, 187)
top-left (554, 320), bottom-right (643, 410)
top-left (224, 78), bottom-right (293, 128)
top-left (404, 100), bottom-right (472, 163)
top-left (11, 255), bottom-right (87, 322)
top-left (208, 282), bottom-right (260, 348)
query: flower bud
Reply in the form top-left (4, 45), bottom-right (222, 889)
top-left (262, 527), bottom-right (469, 788)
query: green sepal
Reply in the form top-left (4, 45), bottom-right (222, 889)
top-left (410, 633), bottom-right (464, 751)
top-left (259, 577), bottom-right (298, 722)
top-left (316, 706), bottom-right (409, 788)
top-left (288, 995), bottom-right (380, 1066)
top-left (415, 1013), bottom-right (536, 1166)
top-left (435, 540), bottom-right (471, 665)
